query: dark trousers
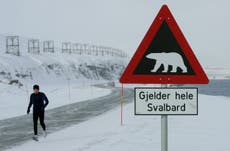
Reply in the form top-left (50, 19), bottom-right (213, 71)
top-left (33, 111), bottom-right (46, 135)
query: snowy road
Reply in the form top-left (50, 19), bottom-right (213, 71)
top-left (0, 86), bottom-right (133, 151)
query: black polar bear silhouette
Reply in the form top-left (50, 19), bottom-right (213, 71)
top-left (146, 52), bottom-right (187, 73)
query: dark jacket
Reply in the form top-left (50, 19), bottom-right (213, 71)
top-left (27, 92), bottom-right (49, 113)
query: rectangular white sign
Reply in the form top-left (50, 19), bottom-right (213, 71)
top-left (134, 87), bottom-right (198, 115)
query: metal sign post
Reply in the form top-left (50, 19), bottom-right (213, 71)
top-left (161, 115), bottom-right (168, 151)
top-left (161, 84), bottom-right (168, 151)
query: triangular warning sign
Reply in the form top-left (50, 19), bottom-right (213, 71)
top-left (120, 5), bottom-right (209, 84)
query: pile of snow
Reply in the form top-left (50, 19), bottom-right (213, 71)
top-left (7, 94), bottom-right (230, 151)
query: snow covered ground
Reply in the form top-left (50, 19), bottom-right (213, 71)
top-left (0, 81), bottom-right (111, 120)
top-left (6, 94), bottom-right (230, 151)
top-left (206, 67), bottom-right (230, 80)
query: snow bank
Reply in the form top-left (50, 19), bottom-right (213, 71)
top-left (7, 94), bottom-right (230, 151)
top-left (0, 52), bottom-right (126, 83)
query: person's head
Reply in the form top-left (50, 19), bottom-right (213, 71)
top-left (33, 84), bottom-right (39, 94)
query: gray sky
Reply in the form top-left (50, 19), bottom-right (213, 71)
top-left (0, 0), bottom-right (229, 68)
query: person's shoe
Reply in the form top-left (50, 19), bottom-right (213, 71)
top-left (43, 130), bottom-right (47, 138)
top-left (32, 135), bottom-right (38, 141)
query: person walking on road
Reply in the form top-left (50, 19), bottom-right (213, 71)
top-left (27, 84), bottom-right (49, 141)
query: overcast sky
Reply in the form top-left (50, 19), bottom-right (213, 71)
top-left (0, 0), bottom-right (229, 68)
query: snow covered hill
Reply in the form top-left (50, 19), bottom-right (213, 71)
top-left (0, 49), bottom-right (127, 86)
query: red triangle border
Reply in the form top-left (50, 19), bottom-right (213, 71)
top-left (120, 5), bottom-right (209, 84)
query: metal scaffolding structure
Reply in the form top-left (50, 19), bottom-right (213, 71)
top-left (6, 36), bottom-right (20, 56)
top-left (62, 42), bottom-right (71, 54)
top-left (3, 35), bottom-right (127, 58)
top-left (43, 40), bottom-right (54, 53)
top-left (28, 39), bottom-right (40, 54)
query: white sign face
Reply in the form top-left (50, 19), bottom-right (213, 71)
top-left (134, 88), bottom-right (198, 115)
